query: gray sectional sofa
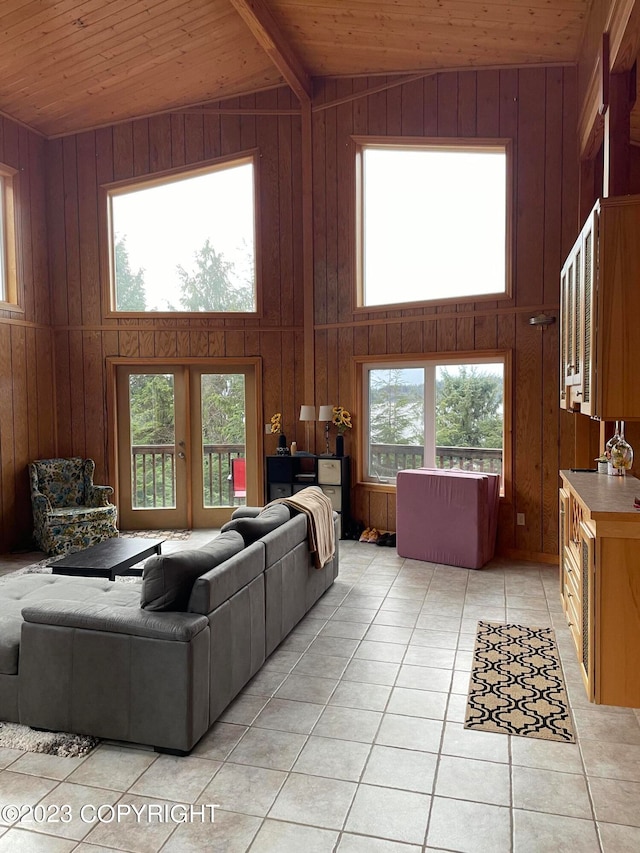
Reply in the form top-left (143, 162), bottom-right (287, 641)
top-left (0, 500), bottom-right (339, 754)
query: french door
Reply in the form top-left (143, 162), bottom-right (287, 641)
top-left (115, 361), bottom-right (261, 529)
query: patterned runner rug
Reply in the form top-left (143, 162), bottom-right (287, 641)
top-left (464, 620), bottom-right (575, 743)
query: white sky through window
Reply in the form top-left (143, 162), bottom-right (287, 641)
top-left (111, 161), bottom-right (255, 311)
top-left (363, 147), bottom-right (507, 306)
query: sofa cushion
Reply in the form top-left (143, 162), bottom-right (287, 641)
top-left (0, 573), bottom-right (141, 675)
top-left (140, 531), bottom-right (245, 612)
top-left (230, 506), bottom-right (261, 519)
top-left (221, 504), bottom-right (291, 545)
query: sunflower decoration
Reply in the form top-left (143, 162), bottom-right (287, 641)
top-left (270, 413), bottom-right (282, 435)
top-left (332, 406), bottom-right (353, 434)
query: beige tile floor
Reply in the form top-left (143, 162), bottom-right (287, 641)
top-left (0, 538), bottom-right (639, 852)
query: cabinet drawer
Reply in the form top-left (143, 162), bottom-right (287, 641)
top-left (565, 578), bottom-right (581, 628)
top-left (318, 459), bottom-right (342, 484)
top-left (269, 483), bottom-right (292, 501)
top-left (320, 485), bottom-right (342, 511)
top-left (566, 588), bottom-right (582, 656)
top-left (563, 547), bottom-right (580, 602)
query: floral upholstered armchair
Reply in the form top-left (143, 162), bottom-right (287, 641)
top-left (29, 457), bottom-right (118, 556)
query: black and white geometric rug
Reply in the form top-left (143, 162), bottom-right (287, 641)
top-left (464, 620), bottom-right (575, 743)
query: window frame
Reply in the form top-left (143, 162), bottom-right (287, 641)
top-left (353, 136), bottom-right (513, 313)
top-left (355, 350), bottom-right (512, 501)
top-left (0, 163), bottom-right (20, 311)
top-left (100, 151), bottom-right (261, 319)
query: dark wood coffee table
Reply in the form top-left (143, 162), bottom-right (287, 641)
top-left (49, 537), bottom-right (163, 581)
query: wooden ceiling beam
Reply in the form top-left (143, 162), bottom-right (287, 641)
top-left (228, 0), bottom-right (312, 103)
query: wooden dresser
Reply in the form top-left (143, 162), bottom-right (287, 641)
top-left (559, 470), bottom-right (640, 707)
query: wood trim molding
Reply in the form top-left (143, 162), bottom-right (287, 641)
top-left (578, 0), bottom-right (640, 157)
top-left (579, 42), bottom-right (607, 158)
top-left (228, 0), bottom-right (312, 103)
top-left (608, 0), bottom-right (640, 72)
top-left (301, 101), bottom-right (316, 408)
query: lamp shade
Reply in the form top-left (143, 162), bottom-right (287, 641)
top-left (299, 405), bottom-right (316, 422)
top-left (318, 405), bottom-right (334, 422)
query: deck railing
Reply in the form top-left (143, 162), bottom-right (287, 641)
top-left (131, 444), bottom-right (245, 508)
top-left (131, 442), bottom-right (501, 505)
top-left (370, 444), bottom-right (502, 481)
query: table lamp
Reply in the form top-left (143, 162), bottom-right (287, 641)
top-left (318, 405), bottom-right (334, 456)
top-left (299, 405), bottom-right (316, 452)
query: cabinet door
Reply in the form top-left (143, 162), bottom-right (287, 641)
top-left (559, 250), bottom-right (576, 409)
top-left (559, 204), bottom-right (598, 415)
top-left (575, 212), bottom-right (598, 416)
top-left (559, 488), bottom-right (569, 592)
top-left (579, 521), bottom-right (596, 701)
top-left (596, 197), bottom-right (640, 418)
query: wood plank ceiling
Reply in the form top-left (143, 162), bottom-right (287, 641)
top-left (0, 0), bottom-right (591, 137)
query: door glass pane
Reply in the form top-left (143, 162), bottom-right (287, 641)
top-left (435, 364), bottom-right (503, 477)
top-left (129, 374), bottom-right (176, 508)
top-left (201, 374), bottom-right (246, 507)
top-left (368, 368), bottom-right (425, 481)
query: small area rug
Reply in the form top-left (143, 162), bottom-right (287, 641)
top-left (464, 620), bottom-right (575, 743)
top-left (120, 529), bottom-right (191, 540)
top-left (0, 722), bottom-right (98, 757)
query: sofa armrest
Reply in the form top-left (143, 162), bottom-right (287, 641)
top-left (31, 491), bottom-right (52, 513)
top-left (188, 540), bottom-right (265, 614)
top-left (86, 485), bottom-right (114, 507)
top-left (21, 601), bottom-right (207, 642)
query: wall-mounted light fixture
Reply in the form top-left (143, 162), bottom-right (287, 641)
top-left (528, 313), bottom-right (556, 327)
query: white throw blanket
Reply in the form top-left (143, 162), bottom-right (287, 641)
top-left (268, 487), bottom-right (335, 569)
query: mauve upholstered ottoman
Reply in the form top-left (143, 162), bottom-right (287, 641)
top-left (396, 468), bottom-right (500, 569)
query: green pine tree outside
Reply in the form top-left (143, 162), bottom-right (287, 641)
top-left (175, 239), bottom-right (254, 312)
top-left (435, 366), bottom-right (503, 448)
top-left (114, 236), bottom-right (147, 311)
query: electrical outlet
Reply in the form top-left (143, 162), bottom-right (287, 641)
top-left (265, 424), bottom-right (272, 434)
top-left (517, 513), bottom-right (525, 526)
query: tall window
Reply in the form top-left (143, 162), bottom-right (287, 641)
top-left (107, 156), bottom-right (257, 314)
top-left (355, 140), bottom-right (510, 308)
top-left (361, 356), bottom-right (507, 492)
top-left (0, 164), bottom-right (18, 307)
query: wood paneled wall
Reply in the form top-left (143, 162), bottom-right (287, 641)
top-left (311, 69), bottom-right (578, 560)
top-left (45, 88), bottom-right (306, 508)
top-left (3, 69), bottom-right (579, 560)
top-left (0, 117), bottom-right (54, 553)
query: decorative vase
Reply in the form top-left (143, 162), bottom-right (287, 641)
top-left (276, 434), bottom-right (290, 455)
top-left (611, 421), bottom-right (634, 474)
top-left (335, 433), bottom-right (344, 457)
top-left (606, 422), bottom-right (623, 475)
